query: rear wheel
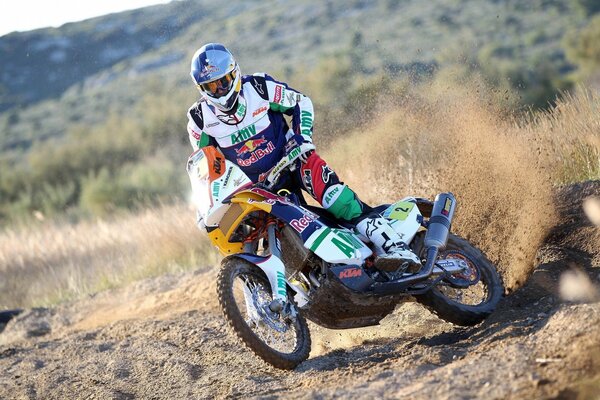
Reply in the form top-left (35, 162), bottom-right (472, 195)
top-left (217, 256), bottom-right (311, 369)
top-left (415, 234), bottom-right (504, 326)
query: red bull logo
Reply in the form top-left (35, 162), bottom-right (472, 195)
top-left (236, 140), bottom-right (275, 167)
top-left (290, 213), bottom-right (317, 233)
top-left (235, 136), bottom-right (269, 156)
top-left (200, 64), bottom-right (219, 77)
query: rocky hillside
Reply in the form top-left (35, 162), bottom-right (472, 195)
top-left (0, 0), bottom-right (589, 151)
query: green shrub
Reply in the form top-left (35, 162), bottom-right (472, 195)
top-left (79, 168), bottom-right (129, 215)
top-left (564, 15), bottom-right (600, 80)
top-left (79, 157), bottom-right (184, 216)
top-left (571, 0), bottom-right (600, 16)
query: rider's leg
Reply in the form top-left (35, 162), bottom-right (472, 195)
top-left (295, 151), bottom-right (364, 220)
top-left (354, 216), bottom-right (421, 271)
top-left (295, 152), bottom-right (421, 271)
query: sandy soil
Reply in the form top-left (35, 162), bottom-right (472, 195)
top-left (0, 182), bottom-right (599, 399)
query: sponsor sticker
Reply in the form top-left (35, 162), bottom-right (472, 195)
top-left (286, 92), bottom-right (295, 105)
top-left (339, 267), bottom-right (363, 279)
top-left (231, 124), bottom-right (257, 144)
top-left (290, 213), bottom-right (317, 233)
top-left (222, 167), bottom-right (233, 187)
top-left (235, 136), bottom-right (268, 156)
top-left (324, 186), bottom-right (340, 205)
top-left (190, 129), bottom-right (201, 140)
top-left (273, 85), bottom-right (283, 104)
top-left (233, 176), bottom-right (244, 187)
top-left (252, 106), bottom-right (268, 117)
top-left (200, 65), bottom-right (219, 77)
top-left (300, 110), bottom-right (312, 135)
top-left (442, 198), bottom-right (453, 216)
top-left (254, 80), bottom-right (265, 95)
top-left (237, 142), bottom-right (276, 167)
top-left (212, 181), bottom-right (220, 199)
top-left (213, 157), bottom-right (223, 175)
top-left (235, 102), bottom-right (246, 118)
top-left (279, 87), bottom-right (286, 105)
top-left (287, 146), bottom-right (302, 161)
top-left (276, 271), bottom-right (287, 297)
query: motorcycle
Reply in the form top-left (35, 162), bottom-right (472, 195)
top-left (187, 145), bottom-right (504, 370)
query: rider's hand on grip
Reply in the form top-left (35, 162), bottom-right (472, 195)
top-left (286, 135), bottom-right (315, 165)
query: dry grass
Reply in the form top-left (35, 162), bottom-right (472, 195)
top-left (520, 88), bottom-right (600, 184)
top-left (0, 203), bottom-right (217, 308)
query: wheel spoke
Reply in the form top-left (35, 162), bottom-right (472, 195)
top-left (232, 272), bottom-right (300, 354)
top-left (437, 252), bottom-right (491, 306)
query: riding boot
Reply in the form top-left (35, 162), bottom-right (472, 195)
top-left (355, 216), bottom-right (421, 272)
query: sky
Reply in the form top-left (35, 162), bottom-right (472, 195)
top-left (0, 0), bottom-right (172, 37)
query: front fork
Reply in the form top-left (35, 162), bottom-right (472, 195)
top-left (264, 220), bottom-right (290, 313)
top-left (239, 219), bottom-right (304, 316)
top-left (240, 220), bottom-right (288, 308)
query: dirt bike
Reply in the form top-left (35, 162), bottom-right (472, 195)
top-left (187, 145), bottom-right (504, 370)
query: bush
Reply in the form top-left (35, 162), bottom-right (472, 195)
top-left (79, 168), bottom-right (129, 216)
top-left (571, 0), bottom-right (600, 16)
top-left (564, 15), bottom-right (600, 80)
top-left (79, 157), bottom-right (184, 216)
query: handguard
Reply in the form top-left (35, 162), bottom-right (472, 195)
top-left (259, 140), bottom-right (313, 190)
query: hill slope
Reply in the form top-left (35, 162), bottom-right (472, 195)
top-left (0, 0), bottom-right (586, 151)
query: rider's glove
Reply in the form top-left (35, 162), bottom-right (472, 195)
top-left (286, 134), bottom-right (315, 164)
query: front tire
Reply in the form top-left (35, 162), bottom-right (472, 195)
top-left (217, 256), bottom-right (311, 369)
top-left (415, 234), bottom-right (504, 326)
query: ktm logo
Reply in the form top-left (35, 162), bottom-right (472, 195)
top-left (213, 157), bottom-right (223, 175)
top-left (252, 106), bottom-right (268, 117)
top-left (339, 268), bottom-right (362, 279)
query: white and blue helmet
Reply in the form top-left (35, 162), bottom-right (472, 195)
top-left (190, 43), bottom-right (241, 112)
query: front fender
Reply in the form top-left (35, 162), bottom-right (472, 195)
top-left (231, 254), bottom-right (288, 302)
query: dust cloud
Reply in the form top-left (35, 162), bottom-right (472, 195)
top-left (324, 83), bottom-right (558, 291)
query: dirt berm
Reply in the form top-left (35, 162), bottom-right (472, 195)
top-left (0, 182), bottom-right (599, 399)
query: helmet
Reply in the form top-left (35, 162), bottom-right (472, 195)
top-left (190, 43), bottom-right (241, 112)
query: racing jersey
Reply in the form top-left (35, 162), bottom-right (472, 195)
top-left (186, 74), bottom-right (314, 182)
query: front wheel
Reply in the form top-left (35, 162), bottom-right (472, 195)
top-left (217, 256), bottom-right (311, 369)
top-left (415, 234), bottom-right (504, 326)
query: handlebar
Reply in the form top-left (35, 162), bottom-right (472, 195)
top-left (256, 146), bottom-right (305, 190)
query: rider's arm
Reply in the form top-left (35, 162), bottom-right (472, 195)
top-left (257, 74), bottom-right (315, 144)
top-left (187, 102), bottom-right (214, 151)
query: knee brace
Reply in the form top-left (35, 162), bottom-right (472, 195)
top-left (322, 184), bottom-right (363, 221)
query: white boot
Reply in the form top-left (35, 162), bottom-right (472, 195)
top-left (356, 217), bottom-right (421, 272)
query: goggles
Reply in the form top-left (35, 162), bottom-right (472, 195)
top-left (197, 69), bottom-right (236, 98)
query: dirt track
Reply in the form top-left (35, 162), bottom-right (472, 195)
top-left (0, 182), bottom-right (599, 399)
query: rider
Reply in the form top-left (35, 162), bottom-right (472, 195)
top-left (186, 43), bottom-right (420, 271)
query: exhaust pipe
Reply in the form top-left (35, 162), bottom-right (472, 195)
top-left (371, 193), bottom-right (457, 295)
top-left (420, 192), bottom-right (457, 278)
top-left (424, 192), bottom-right (456, 250)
